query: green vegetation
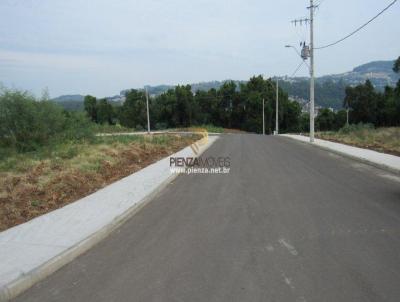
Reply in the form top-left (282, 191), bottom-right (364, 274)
top-left (192, 125), bottom-right (225, 133)
top-left (0, 85), bottom-right (204, 230)
top-left (56, 100), bottom-right (84, 111)
top-left (0, 88), bottom-right (94, 153)
top-left (0, 86), bottom-right (197, 171)
top-left (314, 58), bottom-right (400, 133)
top-left (316, 125), bottom-right (400, 156)
top-left (314, 108), bottom-right (347, 132)
top-left (344, 59), bottom-right (400, 128)
top-left (92, 123), bottom-right (132, 133)
top-left (0, 133), bottom-right (199, 231)
top-left (80, 58), bottom-right (399, 135)
top-left (394, 57), bottom-right (400, 73)
top-left (84, 76), bottom-right (302, 134)
top-left (279, 79), bottom-right (347, 109)
top-left (2, 57), bottom-right (399, 159)
top-left (0, 134), bottom-right (192, 174)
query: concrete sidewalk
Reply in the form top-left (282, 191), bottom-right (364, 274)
top-left (282, 134), bottom-right (400, 173)
top-left (0, 136), bottom-right (218, 301)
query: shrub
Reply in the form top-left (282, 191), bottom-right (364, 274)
top-left (0, 89), bottom-right (64, 150)
top-left (60, 111), bottom-right (95, 142)
top-left (339, 122), bottom-right (374, 135)
top-left (155, 122), bottom-right (168, 130)
top-left (0, 87), bottom-right (94, 152)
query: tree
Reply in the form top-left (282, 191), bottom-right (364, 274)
top-left (217, 81), bottom-right (236, 128)
top-left (381, 82), bottom-right (400, 126)
top-left (334, 110), bottom-right (347, 130)
top-left (345, 80), bottom-right (380, 125)
top-left (97, 99), bottom-right (114, 125)
top-left (84, 95), bottom-right (97, 123)
top-left (393, 56), bottom-right (400, 73)
top-left (175, 85), bottom-right (194, 127)
top-left (138, 75), bottom-right (301, 133)
top-left (316, 108), bottom-right (336, 131)
top-left (154, 89), bottom-right (178, 128)
top-left (239, 76), bottom-right (275, 133)
top-left (281, 100), bottom-right (301, 133)
top-left (194, 90), bottom-right (217, 125)
top-left (119, 90), bottom-right (147, 129)
top-left (299, 113), bottom-right (310, 133)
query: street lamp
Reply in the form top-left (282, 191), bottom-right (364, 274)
top-left (285, 45), bottom-right (302, 59)
top-left (285, 45), bottom-right (310, 68)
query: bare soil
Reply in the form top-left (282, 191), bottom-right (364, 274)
top-left (0, 134), bottom-right (199, 231)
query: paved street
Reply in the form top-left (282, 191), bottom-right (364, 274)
top-left (13, 134), bottom-right (400, 302)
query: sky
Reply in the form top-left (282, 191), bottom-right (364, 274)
top-left (0, 0), bottom-right (399, 98)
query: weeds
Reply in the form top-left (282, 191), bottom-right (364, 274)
top-left (0, 133), bottom-right (200, 231)
top-left (316, 126), bottom-right (400, 156)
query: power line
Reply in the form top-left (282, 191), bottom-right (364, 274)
top-left (314, 0), bottom-right (326, 16)
top-left (315, 0), bottom-right (398, 50)
top-left (315, 0), bottom-right (327, 7)
top-left (291, 61), bottom-right (306, 77)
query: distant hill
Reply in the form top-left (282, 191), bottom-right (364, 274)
top-left (353, 60), bottom-right (395, 74)
top-left (280, 60), bottom-right (399, 109)
top-left (52, 94), bottom-right (85, 103)
top-left (318, 60), bottom-right (399, 90)
top-left (51, 94), bottom-right (125, 111)
top-left (51, 95), bottom-right (85, 111)
top-left (53, 60), bottom-right (399, 111)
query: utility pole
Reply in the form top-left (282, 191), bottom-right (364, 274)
top-left (309, 0), bottom-right (315, 142)
top-left (262, 98), bottom-right (265, 135)
top-left (145, 87), bottom-right (150, 134)
top-left (275, 79), bottom-right (279, 135)
top-left (289, 0), bottom-right (315, 142)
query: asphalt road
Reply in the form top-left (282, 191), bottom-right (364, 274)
top-left (13, 134), bottom-right (400, 302)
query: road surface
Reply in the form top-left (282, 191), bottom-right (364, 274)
top-left (13, 134), bottom-right (400, 302)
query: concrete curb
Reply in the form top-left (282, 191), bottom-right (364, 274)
top-left (0, 136), bottom-right (218, 302)
top-left (281, 134), bottom-right (400, 175)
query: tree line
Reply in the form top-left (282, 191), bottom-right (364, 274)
top-left (84, 76), bottom-right (304, 134)
top-left (312, 58), bottom-right (400, 132)
top-left (344, 80), bottom-right (400, 127)
top-left (84, 60), bottom-right (400, 134)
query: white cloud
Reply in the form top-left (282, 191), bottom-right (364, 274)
top-left (0, 0), bottom-right (398, 96)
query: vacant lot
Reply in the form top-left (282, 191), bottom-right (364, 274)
top-left (0, 134), bottom-right (199, 231)
top-left (316, 127), bottom-right (400, 156)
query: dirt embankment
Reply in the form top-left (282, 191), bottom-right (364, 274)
top-left (0, 134), bottom-right (199, 231)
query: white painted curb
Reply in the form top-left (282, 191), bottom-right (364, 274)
top-left (0, 136), bottom-right (218, 301)
top-left (281, 134), bottom-right (400, 174)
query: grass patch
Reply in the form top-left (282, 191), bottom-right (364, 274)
top-left (179, 124), bottom-right (245, 134)
top-left (316, 126), bottom-right (400, 156)
top-left (192, 125), bottom-right (225, 133)
top-left (0, 133), bottom-right (200, 231)
top-left (93, 123), bottom-right (133, 133)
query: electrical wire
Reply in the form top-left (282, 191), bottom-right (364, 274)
top-left (291, 61), bottom-right (306, 77)
top-left (315, 0), bottom-right (327, 7)
top-left (315, 0), bottom-right (398, 50)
